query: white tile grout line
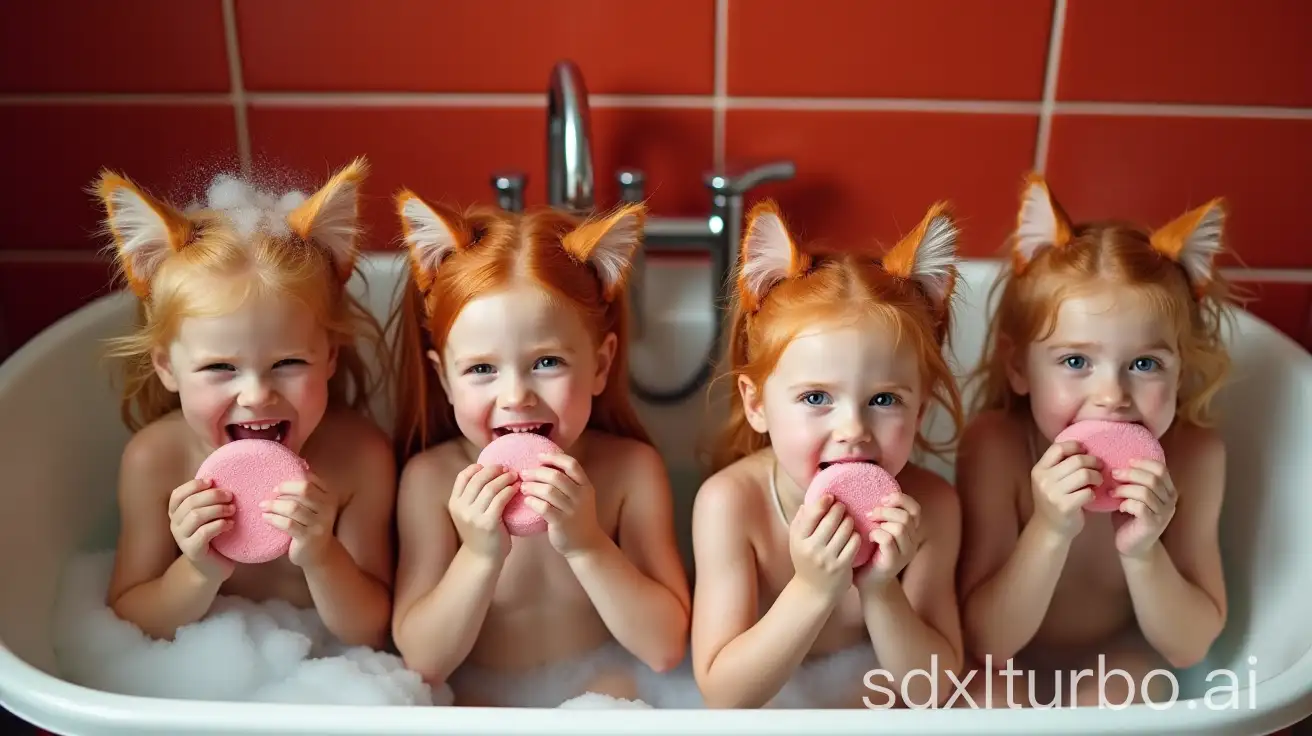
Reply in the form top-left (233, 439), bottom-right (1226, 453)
top-left (2, 90), bottom-right (1310, 119)
top-left (1032, 0), bottom-right (1068, 173)
top-left (712, 0), bottom-right (729, 171)
top-left (220, 0), bottom-right (252, 176)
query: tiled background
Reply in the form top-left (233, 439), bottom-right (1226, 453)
top-left (0, 0), bottom-right (1310, 361)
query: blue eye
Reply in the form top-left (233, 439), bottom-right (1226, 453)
top-left (871, 392), bottom-right (899, 407)
top-left (1132, 357), bottom-right (1159, 372)
top-left (467, 364), bottom-right (494, 375)
top-left (534, 356), bottom-right (562, 370)
top-left (1062, 355), bottom-right (1088, 370)
top-left (800, 391), bottom-right (831, 406)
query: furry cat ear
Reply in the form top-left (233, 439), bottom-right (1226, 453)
top-left (737, 200), bottom-right (811, 313)
top-left (1150, 198), bottom-right (1225, 296)
top-left (561, 203), bottom-right (646, 302)
top-left (1013, 172), bottom-right (1073, 272)
top-left (286, 156), bottom-right (368, 283)
top-left (881, 201), bottom-right (960, 312)
top-left (93, 171), bottom-right (195, 298)
top-left (395, 190), bottom-right (473, 293)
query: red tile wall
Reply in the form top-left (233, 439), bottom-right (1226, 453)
top-left (1, 0), bottom-right (1310, 361)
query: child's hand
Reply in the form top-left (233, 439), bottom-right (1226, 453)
top-left (1031, 440), bottom-right (1101, 539)
top-left (789, 494), bottom-right (861, 602)
top-left (448, 463), bottom-right (518, 561)
top-left (1111, 459), bottom-right (1178, 559)
top-left (169, 478), bottom-right (236, 581)
top-left (857, 493), bottom-right (922, 591)
top-left (520, 453), bottom-right (605, 557)
top-left (261, 472), bottom-right (340, 568)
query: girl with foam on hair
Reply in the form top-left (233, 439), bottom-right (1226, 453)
top-left (388, 193), bottom-right (691, 706)
top-left (691, 200), bottom-right (967, 709)
top-left (96, 158), bottom-right (397, 650)
top-left (955, 174), bottom-right (1233, 707)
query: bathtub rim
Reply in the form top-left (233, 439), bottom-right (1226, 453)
top-left (2, 638), bottom-right (1311, 735)
top-left (1, 256), bottom-right (1310, 733)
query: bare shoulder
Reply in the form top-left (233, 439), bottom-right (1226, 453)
top-left (1164, 421), bottom-right (1226, 499)
top-left (956, 409), bottom-right (1030, 493)
top-left (398, 438), bottom-right (471, 505)
top-left (118, 412), bottom-right (191, 501)
top-left (305, 409), bottom-right (395, 501)
top-left (584, 432), bottom-right (668, 497)
top-left (897, 463), bottom-right (959, 525)
top-left (692, 453), bottom-right (768, 528)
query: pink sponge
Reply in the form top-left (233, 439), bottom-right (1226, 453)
top-left (1054, 420), bottom-right (1165, 513)
top-left (195, 439), bottom-right (306, 563)
top-left (803, 463), bottom-right (902, 568)
top-left (476, 433), bottom-right (563, 537)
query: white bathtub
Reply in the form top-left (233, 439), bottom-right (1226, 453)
top-left (0, 254), bottom-right (1309, 735)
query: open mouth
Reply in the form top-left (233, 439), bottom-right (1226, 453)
top-left (819, 458), bottom-right (878, 471)
top-left (226, 420), bottom-right (290, 444)
top-left (493, 423), bottom-right (553, 439)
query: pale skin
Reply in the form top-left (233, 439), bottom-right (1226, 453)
top-left (691, 319), bottom-right (964, 709)
top-left (956, 286), bottom-right (1227, 708)
top-left (391, 283), bottom-right (690, 706)
top-left (105, 291), bottom-right (396, 649)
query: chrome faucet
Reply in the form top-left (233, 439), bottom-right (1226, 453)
top-left (491, 59), bottom-right (796, 404)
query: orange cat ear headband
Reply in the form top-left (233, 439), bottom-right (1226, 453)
top-left (736, 199), bottom-right (960, 320)
top-left (1012, 172), bottom-right (1226, 297)
top-left (94, 157), bottom-right (369, 298)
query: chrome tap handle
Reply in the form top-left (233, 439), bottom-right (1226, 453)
top-left (616, 168), bottom-right (646, 203)
top-left (491, 171), bottom-right (526, 213)
top-left (704, 160), bottom-right (796, 197)
top-left (616, 169), bottom-right (648, 337)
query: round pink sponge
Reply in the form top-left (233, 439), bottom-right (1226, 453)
top-left (803, 463), bottom-right (902, 568)
top-left (195, 439), bottom-right (306, 563)
top-left (476, 433), bottom-right (564, 537)
top-left (1053, 420), bottom-right (1165, 513)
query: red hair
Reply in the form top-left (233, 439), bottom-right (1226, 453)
top-left (970, 173), bottom-right (1238, 427)
top-left (390, 194), bottom-right (651, 462)
top-left (710, 200), bottom-right (966, 473)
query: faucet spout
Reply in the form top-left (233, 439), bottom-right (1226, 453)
top-left (547, 60), bottom-right (595, 214)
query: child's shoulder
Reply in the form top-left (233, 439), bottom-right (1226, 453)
top-left (956, 409), bottom-right (1032, 479)
top-left (580, 430), bottom-right (668, 497)
top-left (120, 410), bottom-right (191, 478)
top-left (1162, 420), bottom-right (1226, 488)
top-left (397, 436), bottom-right (474, 500)
top-left (693, 450), bottom-right (771, 521)
top-left (307, 408), bottom-right (393, 468)
top-left (897, 462), bottom-right (960, 523)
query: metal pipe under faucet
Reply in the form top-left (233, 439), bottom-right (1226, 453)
top-left (546, 60), bottom-right (594, 214)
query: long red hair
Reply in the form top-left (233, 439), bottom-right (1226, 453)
top-left (970, 173), bottom-right (1238, 427)
top-left (710, 200), bottom-right (966, 473)
top-left (390, 193), bottom-right (651, 462)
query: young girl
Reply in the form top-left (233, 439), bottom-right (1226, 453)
top-left (690, 200), bottom-right (967, 709)
top-left (98, 158), bottom-right (397, 651)
top-left (388, 192), bottom-right (691, 706)
top-left (956, 173), bottom-right (1231, 707)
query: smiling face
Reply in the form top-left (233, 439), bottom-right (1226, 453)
top-left (434, 281), bottom-right (615, 452)
top-left (740, 313), bottom-right (925, 493)
top-left (153, 288), bottom-right (337, 454)
top-left (1009, 283), bottom-right (1182, 442)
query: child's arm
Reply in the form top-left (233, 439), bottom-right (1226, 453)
top-left (557, 445), bottom-right (691, 672)
top-left (296, 431), bottom-right (396, 650)
top-left (690, 476), bottom-right (843, 709)
top-left (957, 415), bottom-right (1078, 662)
top-left (859, 479), bottom-right (964, 707)
top-left (1120, 428), bottom-right (1227, 668)
top-left (391, 454), bottom-right (509, 683)
top-left (106, 433), bottom-right (229, 639)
